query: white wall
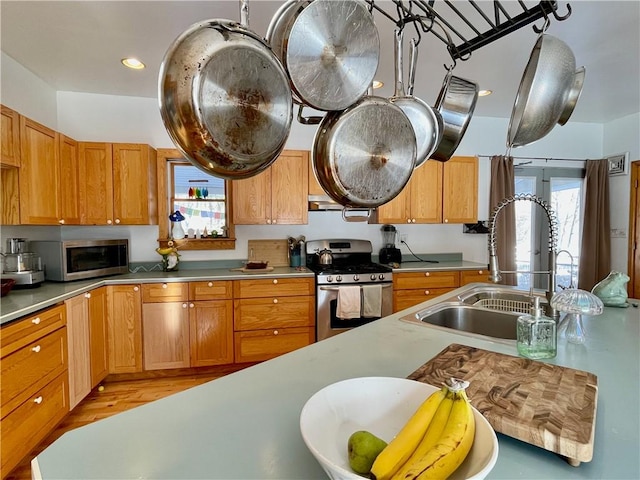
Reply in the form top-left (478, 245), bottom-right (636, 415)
top-left (1, 55), bottom-right (632, 271)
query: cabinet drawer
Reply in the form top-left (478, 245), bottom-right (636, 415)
top-left (0, 372), bottom-right (68, 476)
top-left (1, 327), bottom-right (67, 419)
top-left (234, 297), bottom-right (314, 331)
top-left (394, 288), bottom-right (457, 312)
top-left (1, 304), bottom-right (65, 358)
top-left (233, 278), bottom-right (314, 298)
top-left (189, 281), bottom-right (232, 301)
top-left (234, 327), bottom-right (314, 363)
top-left (460, 269), bottom-right (490, 285)
top-left (142, 282), bottom-right (189, 302)
top-left (393, 271), bottom-right (460, 290)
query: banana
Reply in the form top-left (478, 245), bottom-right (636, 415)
top-left (390, 389), bottom-right (455, 480)
top-left (370, 386), bottom-right (447, 480)
top-left (400, 388), bottom-right (475, 480)
top-left (156, 247), bottom-right (175, 255)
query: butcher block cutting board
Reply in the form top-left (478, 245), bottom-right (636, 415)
top-left (247, 240), bottom-right (290, 267)
top-left (408, 344), bottom-right (598, 466)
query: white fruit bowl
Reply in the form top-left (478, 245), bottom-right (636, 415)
top-left (300, 377), bottom-right (498, 480)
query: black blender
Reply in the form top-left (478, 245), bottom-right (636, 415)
top-left (379, 224), bottom-right (402, 265)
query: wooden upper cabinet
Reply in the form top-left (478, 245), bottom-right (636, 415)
top-left (1, 105), bottom-right (21, 167)
top-left (19, 116), bottom-right (62, 225)
top-left (442, 155), bottom-right (478, 223)
top-left (79, 142), bottom-right (157, 225)
top-left (232, 150), bottom-right (309, 225)
top-left (58, 134), bottom-right (82, 224)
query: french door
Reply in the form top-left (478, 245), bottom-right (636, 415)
top-left (514, 167), bottom-right (585, 290)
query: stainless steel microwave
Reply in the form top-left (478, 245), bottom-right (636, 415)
top-left (31, 239), bottom-right (129, 282)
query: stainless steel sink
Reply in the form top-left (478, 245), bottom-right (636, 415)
top-left (404, 303), bottom-right (518, 340)
top-left (457, 285), bottom-right (547, 314)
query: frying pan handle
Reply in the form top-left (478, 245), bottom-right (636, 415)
top-left (296, 104), bottom-right (323, 125)
top-left (407, 38), bottom-right (418, 97)
top-left (341, 208), bottom-right (372, 222)
top-left (239, 0), bottom-right (249, 28)
top-left (393, 29), bottom-right (405, 98)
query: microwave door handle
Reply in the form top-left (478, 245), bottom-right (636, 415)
top-left (319, 284), bottom-right (393, 292)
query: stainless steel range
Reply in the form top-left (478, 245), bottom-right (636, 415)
top-left (306, 239), bottom-right (393, 341)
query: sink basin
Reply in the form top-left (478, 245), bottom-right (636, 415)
top-left (457, 286), bottom-right (547, 314)
top-left (404, 303), bottom-right (519, 340)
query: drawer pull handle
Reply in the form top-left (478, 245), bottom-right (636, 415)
top-left (208, 282), bottom-right (213, 287)
top-left (32, 317), bottom-right (41, 325)
top-left (424, 272), bottom-right (430, 277)
top-left (162, 283), bottom-right (168, 289)
top-left (273, 330), bottom-right (279, 335)
top-left (425, 290), bottom-right (430, 295)
top-left (34, 396), bottom-right (43, 404)
top-left (32, 345), bottom-right (41, 353)
top-left (272, 279), bottom-right (278, 284)
top-left (273, 298), bottom-right (278, 304)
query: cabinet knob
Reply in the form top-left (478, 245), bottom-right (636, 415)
top-left (273, 330), bottom-right (279, 335)
top-left (478, 270), bottom-right (484, 274)
top-left (207, 282), bottom-right (213, 287)
top-left (162, 283), bottom-right (168, 289)
top-left (182, 303), bottom-right (188, 308)
top-left (424, 290), bottom-right (430, 295)
top-left (272, 279), bottom-right (278, 284)
top-left (273, 298), bottom-right (278, 304)
top-left (444, 219), bottom-right (449, 223)
top-left (84, 292), bottom-right (91, 299)
top-left (189, 303), bottom-right (195, 308)
top-left (107, 219), bottom-right (113, 225)
top-left (32, 317), bottom-right (41, 325)
top-left (115, 219), bottom-right (121, 224)
top-left (412, 219), bottom-right (416, 223)
top-left (406, 219), bottom-right (411, 223)
top-left (59, 219), bottom-right (65, 224)
top-left (133, 286), bottom-right (139, 292)
top-left (424, 272), bottom-right (430, 277)
top-left (267, 219), bottom-right (272, 224)
top-left (34, 396), bottom-right (43, 404)
top-left (272, 219), bottom-right (277, 224)
top-left (32, 345), bottom-right (41, 353)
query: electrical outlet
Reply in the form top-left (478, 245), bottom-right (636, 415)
top-left (399, 233), bottom-right (408, 244)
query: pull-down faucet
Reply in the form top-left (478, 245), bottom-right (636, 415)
top-left (488, 194), bottom-right (560, 319)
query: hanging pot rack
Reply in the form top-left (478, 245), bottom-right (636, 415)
top-left (365, 0), bottom-right (572, 63)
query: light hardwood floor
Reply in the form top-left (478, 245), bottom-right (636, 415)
top-left (5, 372), bottom-right (227, 480)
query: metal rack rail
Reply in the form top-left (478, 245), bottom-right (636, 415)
top-left (366, 0), bottom-right (572, 62)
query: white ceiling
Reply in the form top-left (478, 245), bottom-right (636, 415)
top-left (1, 1), bottom-right (639, 124)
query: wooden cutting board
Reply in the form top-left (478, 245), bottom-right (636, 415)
top-left (247, 240), bottom-right (290, 267)
top-left (408, 344), bottom-right (598, 466)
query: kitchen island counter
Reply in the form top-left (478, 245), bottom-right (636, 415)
top-left (33, 286), bottom-right (639, 479)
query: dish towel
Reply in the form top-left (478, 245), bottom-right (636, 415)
top-left (362, 284), bottom-right (382, 318)
top-left (336, 286), bottom-right (362, 319)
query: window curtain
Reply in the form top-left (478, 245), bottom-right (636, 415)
top-left (578, 159), bottom-right (611, 290)
top-left (489, 155), bottom-right (517, 285)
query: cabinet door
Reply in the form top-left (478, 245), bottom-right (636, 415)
top-left (79, 142), bottom-right (114, 225)
top-left (88, 287), bottom-right (108, 387)
top-left (1, 167), bottom-right (20, 225)
top-left (142, 282), bottom-right (188, 303)
top-left (106, 285), bottom-right (142, 374)
top-left (232, 168), bottom-right (271, 224)
top-left (271, 150), bottom-right (308, 224)
top-left (1, 105), bottom-right (20, 167)
top-left (234, 327), bottom-right (314, 363)
top-left (142, 302), bottom-right (190, 370)
top-left (112, 143), bottom-right (157, 225)
top-left (442, 156), bottom-right (478, 223)
top-left (19, 117), bottom-right (61, 224)
top-left (189, 300), bottom-right (234, 366)
top-left (65, 294), bottom-right (92, 410)
top-left (410, 160), bottom-right (443, 223)
top-left (376, 183), bottom-right (411, 224)
top-left (59, 134), bottom-right (82, 225)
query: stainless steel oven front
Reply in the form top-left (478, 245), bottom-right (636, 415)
top-left (316, 279), bottom-right (393, 341)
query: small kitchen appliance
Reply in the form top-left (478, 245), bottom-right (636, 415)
top-left (306, 239), bottom-right (393, 341)
top-left (2, 238), bottom-right (45, 287)
top-left (379, 224), bottom-right (402, 264)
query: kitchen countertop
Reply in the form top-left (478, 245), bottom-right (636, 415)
top-left (32, 285), bottom-right (639, 480)
top-left (0, 259), bottom-right (487, 325)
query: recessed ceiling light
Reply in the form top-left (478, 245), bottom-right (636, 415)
top-left (121, 58), bottom-right (145, 70)
top-left (372, 80), bottom-right (384, 89)
top-left (478, 89), bottom-right (493, 97)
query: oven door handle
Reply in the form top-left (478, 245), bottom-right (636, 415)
top-left (319, 284), bottom-right (393, 292)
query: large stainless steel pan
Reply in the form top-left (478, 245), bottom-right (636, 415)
top-left (430, 71), bottom-right (479, 162)
top-left (507, 33), bottom-right (576, 148)
top-left (267, 0), bottom-right (379, 112)
top-left (312, 95), bottom-right (416, 208)
top-left (159, 0), bottom-right (293, 179)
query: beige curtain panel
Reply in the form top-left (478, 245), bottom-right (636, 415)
top-left (578, 159), bottom-right (611, 290)
top-left (489, 155), bottom-right (517, 286)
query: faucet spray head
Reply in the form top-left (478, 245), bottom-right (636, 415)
top-left (488, 254), bottom-right (502, 283)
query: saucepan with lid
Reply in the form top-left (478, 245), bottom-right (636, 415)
top-left (158, 0), bottom-right (293, 179)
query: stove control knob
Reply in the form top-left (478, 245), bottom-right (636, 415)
top-left (327, 276), bottom-right (333, 283)
top-left (378, 274), bottom-right (385, 280)
top-left (336, 275), bottom-right (343, 283)
top-left (353, 274), bottom-right (359, 282)
top-left (370, 274), bottom-right (376, 281)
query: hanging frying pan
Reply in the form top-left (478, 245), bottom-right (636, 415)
top-left (389, 29), bottom-right (440, 169)
top-left (159, 0), bottom-right (293, 179)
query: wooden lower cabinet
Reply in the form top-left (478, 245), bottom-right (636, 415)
top-left (460, 269), bottom-right (491, 285)
top-left (233, 278), bottom-right (315, 363)
top-left (190, 299), bottom-right (234, 366)
top-left (106, 285), bottom-right (143, 374)
top-left (142, 301), bottom-right (191, 370)
top-left (65, 293), bottom-right (92, 410)
top-left (88, 287), bottom-right (108, 387)
top-left (393, 271), bottom-right (460, 312)
top-left (0, 305), bottom-right (68, 478)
